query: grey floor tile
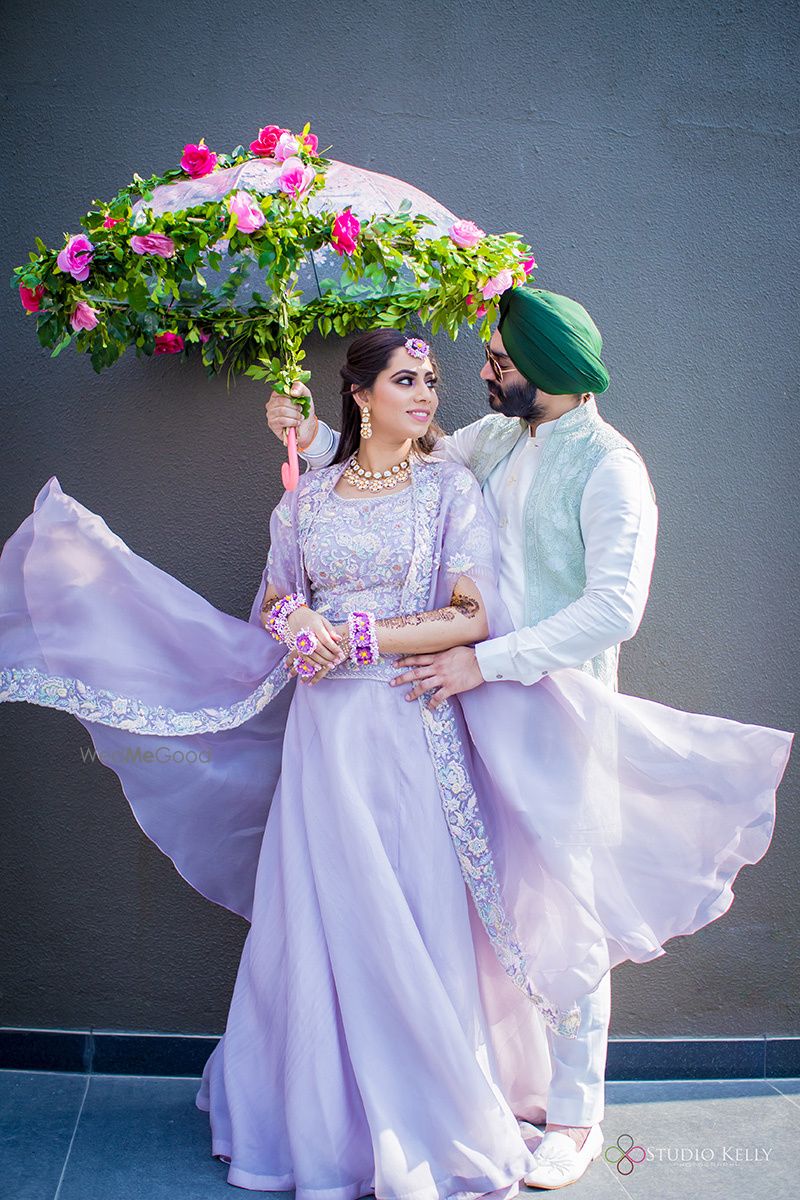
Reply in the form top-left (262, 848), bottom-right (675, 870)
top-left (0, 1070), bottom-right (88, 1200)
top-left (6, 1069), bottom-right (800, 1200)
top-left (57, 1075), bottom-right (233, 1200)
top-left (597, 1079), bottom-right (798, 1199)
top-left (769, 1077), bottom-right (800, 1109)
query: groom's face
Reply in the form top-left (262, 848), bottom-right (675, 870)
top-left (480, 330), bottom-right (548, 422)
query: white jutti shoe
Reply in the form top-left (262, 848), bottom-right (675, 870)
top-left (523, 1124), bottom-right (604, 1189)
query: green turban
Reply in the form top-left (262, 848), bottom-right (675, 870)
top-left (497, 287), bottom-right (610, 394)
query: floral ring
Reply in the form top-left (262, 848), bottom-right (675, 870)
top-left (294, 656), bottom-right (319, 680)
top-left (293, 627), bottom-right (319, 656)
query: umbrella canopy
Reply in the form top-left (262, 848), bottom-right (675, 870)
top-left (14, 123), bottom-right (535, 376)
top-left (130, 156), bottom-right (460, 311)
top-left (12, 123), bottom-right (537, 486)
top-left (134, 155), bottom-right (459, 233)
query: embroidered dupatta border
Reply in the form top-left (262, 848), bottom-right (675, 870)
top-left (0, 487), bottom-right (304, 734)
top-left (0, 658), bottom-right (294, 736)
top-left (387, 458), bottom-right (581, 1040)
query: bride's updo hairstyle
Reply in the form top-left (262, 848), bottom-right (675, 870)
top-left (331, 329), bottom-right (445, 464)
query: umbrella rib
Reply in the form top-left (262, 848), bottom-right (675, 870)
top-left (307, 251), bottom-right (323, 300)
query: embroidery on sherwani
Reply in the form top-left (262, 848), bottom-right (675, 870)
top-left (404, 460), bottom-right (581, 1039)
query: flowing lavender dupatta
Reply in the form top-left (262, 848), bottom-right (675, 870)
top-left (0, 465), bottom-right (794, 1041)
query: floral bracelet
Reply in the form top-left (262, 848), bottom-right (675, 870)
top-left (263, 592), bottom-right (308, 644)
top-left (347, 610), bottom-right (380, 667)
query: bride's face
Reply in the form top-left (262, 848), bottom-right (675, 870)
top-left (357, 347), bottom-right (439, 442)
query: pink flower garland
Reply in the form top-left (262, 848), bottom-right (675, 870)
top-left (277, 156), bottom-right (316, 199)
top-left (449, 220), bottom-right (485, 248)
top-left (227, 190), bottom-right (266, 233)
top-left (70, 301), bottom-right (99, 331)
top-left (19, 283), bottom-right (45, 312)
top-left (56, 234), bottom-right (94, 281)
top-left (154, 332), bottom-right (184, 354)
top-left (180, 139), bottom-right (218, 179)
top-left (331, 211), bottom-right (361, 256)
top-left (130, 233), bottom-right (176, 259)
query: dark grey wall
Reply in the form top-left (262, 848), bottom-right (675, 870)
top-left (1, 0), bottom-right (797, 1036)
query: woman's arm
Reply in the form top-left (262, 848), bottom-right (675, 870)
top-left (262, 582), bottom-right (346, 668)
top-left (334, 575), bottom-right (488, 658)
top-left (258, 583), bottom-right (282, 631)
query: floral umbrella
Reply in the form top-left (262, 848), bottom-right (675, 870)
top-left (12, 122), bottom-right (536, 488)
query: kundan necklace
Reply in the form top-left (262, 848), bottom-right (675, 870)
top-left (342, 453), bottom-right (411, 492)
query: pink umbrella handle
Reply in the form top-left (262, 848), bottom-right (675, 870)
top-left (281, 425), bottom-right (300, 491)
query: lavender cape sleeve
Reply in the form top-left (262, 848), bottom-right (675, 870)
top-left (0, 476), bottom-right (300, 922)
top-left (427, 463), bottom-right (793, 1014)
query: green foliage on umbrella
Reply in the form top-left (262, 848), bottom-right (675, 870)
top-left (11, 123), bottom-right (536, 417)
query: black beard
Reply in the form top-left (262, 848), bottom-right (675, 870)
top-left (486, 378), bottom-right (546, 423)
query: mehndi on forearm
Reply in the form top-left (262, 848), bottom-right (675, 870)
top-left (372, 587), bottom-right (487, 654)
top-left (259, 589), bottom-right (283, 631)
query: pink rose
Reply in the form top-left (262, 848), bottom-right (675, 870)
top-left (130, 233), bottom-right (177, 258)
top-left (19, 283), bottom-right (45, 312)
top-left (70, 300), bottom-right (99, 331)
top-left (154, 331), bottom-right (184, 355)
top-left (449, 220), bottom-right (485, 249)
top-left (277, 156), bottom-right (316, 199)
top-left (481, 269), bottom-right (514, 300)
top-left (301, 131), bottom-right (319, 155)
top-left (227, 190), bottom-right (266, 233)
top-left (273, 132), bottom-right (300, 162)
top-left (522, 256), bottom-right (537, 275)
top-left (465, 293), bottom-right (487, 318)
top-left (249, 124), bottom-right (289, 157)
top-left (180, 140), bottom-right (217, 178)
top-left (103, 215), bottom-right (123, 229)
top-left (331, 211), bottom-right (361, 256)
top-left (56, 234), bottom-right (94, 281)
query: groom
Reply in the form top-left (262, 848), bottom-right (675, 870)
top-left (266, 285), bottom-right (659, 1189)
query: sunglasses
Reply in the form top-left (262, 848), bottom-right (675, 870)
top-left (483, 344), bottom-right (516, 382)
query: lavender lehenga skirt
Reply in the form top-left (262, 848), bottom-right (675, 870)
top-left (0, 470), bottom-right (794, 1199)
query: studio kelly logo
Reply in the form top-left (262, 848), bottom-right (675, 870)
top-left (604, 1134), bottom-right (646, 1175)
top-left (603, 1133), bottom-right (774, 1171)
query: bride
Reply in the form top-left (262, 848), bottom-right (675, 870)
top-left (0, 329), bottom-right (792, 1198)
